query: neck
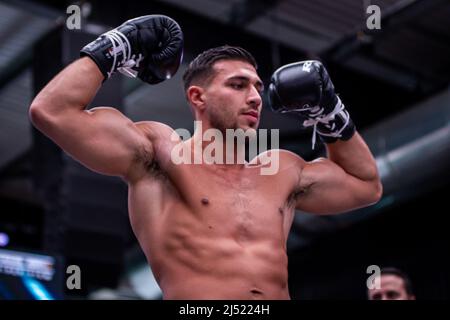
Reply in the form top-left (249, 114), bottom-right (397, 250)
top-left (190, 120), bottom-right (247, 168)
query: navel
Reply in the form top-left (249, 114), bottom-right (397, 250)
top-left (250, 289), bottom-right (263, 296)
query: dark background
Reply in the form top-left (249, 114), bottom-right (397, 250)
top-left (0, 0), bottom-right (449, 299)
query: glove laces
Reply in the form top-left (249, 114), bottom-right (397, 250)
top-left (301, 96), bottom-right (350, 149)
top-left (104, 29), bottom-right (144, 79)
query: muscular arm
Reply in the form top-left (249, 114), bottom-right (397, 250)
top-left (269, 60), bottom-right (382, 214)
top-left (296, 133), bottom-right (382, 214)
top-left (29, 57), bottom-right (152, 180)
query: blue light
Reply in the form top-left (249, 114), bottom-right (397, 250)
top-left (0, 232), bottom-right (9, 247)
top-left (22, 276), bottom-right (54, 300)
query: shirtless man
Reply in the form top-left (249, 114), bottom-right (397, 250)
top-left (29, 15), bottom-right (382, 299)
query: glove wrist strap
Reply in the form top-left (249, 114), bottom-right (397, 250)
top-left (301, 96), bottom-right (356, 149)
top-left (81, 29), bottom-right (144, 80)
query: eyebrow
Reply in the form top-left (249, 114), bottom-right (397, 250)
top-left (227, 76), bottom-right (264, 91)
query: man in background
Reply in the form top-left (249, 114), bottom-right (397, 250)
top-left (368, 267), bottom-right (416, 300)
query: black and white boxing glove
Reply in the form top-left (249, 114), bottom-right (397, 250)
top-left (81, 15), bottom-right (184, 84)
top-left (268, 60), bottom-right (355, 149)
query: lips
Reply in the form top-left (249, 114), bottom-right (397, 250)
top-left (242, 111), bottom-right (259, 121)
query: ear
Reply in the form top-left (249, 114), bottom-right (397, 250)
top-left (186, 86), bottom-right (206, 111)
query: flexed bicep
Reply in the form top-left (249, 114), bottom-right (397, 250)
top-left (33, 106), bottom-right (153, 178)
top-left (30, 14), bottom-right (184, 179)
top-left (296, 158), bottom-right (381, 215)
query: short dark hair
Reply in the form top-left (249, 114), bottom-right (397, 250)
top-left (380, 267), bottom-right (415, 296)
top-left (182, 45), bottom-right (257, 92)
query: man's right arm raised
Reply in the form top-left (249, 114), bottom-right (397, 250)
top-left (29, 15), bottom-right (184, 180)
top-left (29, 57), bottom-right (149, 179)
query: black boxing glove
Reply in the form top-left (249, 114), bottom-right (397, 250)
top-left (81, 15), bottom-right (183, 84)
top-left (268, 60), bottom-right (355, 149)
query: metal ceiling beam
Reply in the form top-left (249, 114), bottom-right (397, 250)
top-left (229, 0), bottom-right (278, 26)
top-left (321, 0), bottom-right (450, 95)
top-left (1, 0), bottom-right (62, 19)
top-left (0, 1), bottom-right (58, 91)
top-left (323, 0), bottom-right (446, 60)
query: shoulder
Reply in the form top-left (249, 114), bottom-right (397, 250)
top-left (252, 149), bottom-right (306, 167)
top-left (248, 149), bottom-right (306, 178)
top-left (136, 120), bottom-right (189, 144)
top-left (134, 121), bottom-right (177, 139)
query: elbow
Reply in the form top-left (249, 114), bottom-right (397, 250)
top-left (29, 101), bottom-right (52, 130)
top-left (369, 178), bottom-right (383, 205)
top-left (366, 162), bottom-right (383, 204)
top-left (375, 179), bottom-right (383, 202)
top-left (29, 103), bottom-right (42, 126)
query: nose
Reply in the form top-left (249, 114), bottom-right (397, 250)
top-left (247, 85), bottom-right (262, 110)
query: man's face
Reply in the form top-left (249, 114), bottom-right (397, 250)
top-left (368, 274), bottom-right (415, 300)
top-left (201, 59), bottom-right (263, 133)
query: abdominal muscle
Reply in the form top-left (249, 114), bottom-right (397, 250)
top-left (158, 222), bottom-right (290, 300)
top-left (129, 190), bottom-right (291, 300)
top-left (160, 233), bottom-right (289, 299)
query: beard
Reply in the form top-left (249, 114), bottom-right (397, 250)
top-left (206, 103), bottom-right (238, 134)
top-left (206, 104), bottom-right (258, 158)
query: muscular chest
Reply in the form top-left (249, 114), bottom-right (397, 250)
top-left (175, 165), bottom-right (294, 240)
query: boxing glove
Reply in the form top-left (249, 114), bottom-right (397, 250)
top-left (268, 60), bottom-right (355, 149)
top-left (81, 15), bottom-right (184, 85)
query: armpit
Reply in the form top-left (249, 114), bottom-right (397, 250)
top-left (136, 146), bottom-right (168, 181)
top-left (288, 185), bottom-right (306, 207)
top-left (146, 158), bottom-right (168, 180)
